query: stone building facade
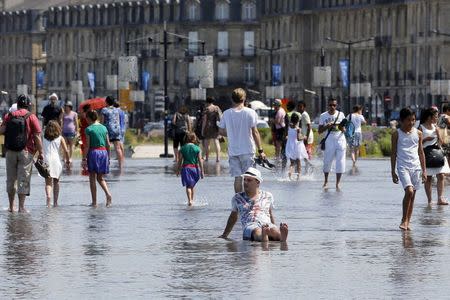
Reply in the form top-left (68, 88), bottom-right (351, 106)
top-left (259, 0), bottom-right (450, 121)
top-left (0, 0), bottom-right (449, 122)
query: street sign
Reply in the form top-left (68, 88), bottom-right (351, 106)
top-left (106, 75), bottom-right (118, 90)
top-left (360, 82), bottom-right (372, 98)
top-left (265, 85), bottom-right (284, 99)
top-left (350, 83), bottom-right (361, 97)
top-left (190, 88), bottom-right (206, 100)
top-left (130, 90), bottom-right (145, 102)
top-left (118, 56), bottom-right (138, 82)
top-left (313, 66), bottom-right (331, 87)
top-left (154, 90), bottom-right (165, 113)
top-left (17, 84), bottom-right (28, 95)
top-left (193, 56), bottom-right (214, 88)
top-left (71, 81), bottom-right (82, 94)
top-left (384, 96), bottom-right (391, 102)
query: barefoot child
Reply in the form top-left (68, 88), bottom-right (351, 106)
top-left (285, 113), bottom-right (309, 180)
top-left (219, 167), bottom-right (288, 242)
top-left (82, 111), bottom-right (112, 207)
top-left (176, 132), bottom-right (204, 206)
top-left (43, 120), bottom-right (70, 207)
top-left (391, 107), bottom-right (426, 230)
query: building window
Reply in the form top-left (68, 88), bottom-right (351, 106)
top-left (244, 63), bottom-right (255, 83)
top-left (215, 1), bottom-right (230, 20)
top-left (242, 1), bottom-right (256, 20)
top-left (217, 31), bottom-right (228, 56)
top-left (187, 3), bottom-right (200, 21)
top-left (243, 31), bottom-right (255, 56)
top-left (218, 62), bottom-right (228, 86)
top-left (188, 31), bottom-right (198, 55)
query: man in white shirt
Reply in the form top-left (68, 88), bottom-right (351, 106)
top-left (219, 88), bottom-right (266, 193)
top-left (347, 105), bottom-right (366, 166)
top-left (297, 101), bottom-right (314, 159)
top-left (318, 98), bottom-right (346, 189)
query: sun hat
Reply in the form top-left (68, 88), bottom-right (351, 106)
top-left (49, 93), bottom-right (59, 101)
top-left (242, 167), bottom-right (263, 183)
top-left (274, 99), bottom-right (282, 106)
top-left (65, 101), bottom-right (73, 108)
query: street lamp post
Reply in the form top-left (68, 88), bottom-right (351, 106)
top-left (325, 36), bottom-right (374, 113)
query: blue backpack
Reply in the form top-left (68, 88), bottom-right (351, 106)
top-left (344, 114), bottom-right (355, 144)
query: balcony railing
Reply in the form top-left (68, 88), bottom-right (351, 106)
top-left (242, 48), bottom-right (256, 57)
top-left (215, 48), bottom-right (230, 57)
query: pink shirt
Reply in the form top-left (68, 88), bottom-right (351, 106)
top-left (3, 109), bottom-right (41, 153)
top-left (274, 107), bottom-right (286, 129)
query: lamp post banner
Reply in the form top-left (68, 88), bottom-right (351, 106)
top-left (87, 72), bottom-right (95, 93)
top-left (339, 59), bottom-right (349, 88)
top-left (141, 71), bottom-right (151, 92)
top-left (36, 70), bottom-right (45, 89)
top-left (272, 64), bottom-right (281, 86)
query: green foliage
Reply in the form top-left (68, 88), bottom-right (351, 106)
top-left (364, 140), bottom-right (383, 157)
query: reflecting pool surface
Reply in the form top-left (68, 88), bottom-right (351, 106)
top-left (0, 158), bottom-right (449, 299)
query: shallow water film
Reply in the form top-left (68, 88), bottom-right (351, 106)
top-left (0, 158), bottom-right (449, 299)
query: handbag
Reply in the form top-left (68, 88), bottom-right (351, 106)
top-left (320, 112), bottom-right (341, 151)
top-left (35, 158), bottom-right (51, 178)
top-left (424, 144), bottom-right (445, 168)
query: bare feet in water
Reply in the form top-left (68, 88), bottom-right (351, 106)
top-left (106, 195), bottom-right (112, 207)
top-left (399, 222), bottom-right (408, 231)
top-left (261, 224), bottom-right (270, 242)
top-left (280, 223), bottom-right (288, 242)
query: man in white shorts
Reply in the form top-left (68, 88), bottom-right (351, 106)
top-left (318, 98), bottom-right (347, 189)
top-left (219, 167), bottom-right (288, 242)
top-left (219, 88), bottom-right (266, 193)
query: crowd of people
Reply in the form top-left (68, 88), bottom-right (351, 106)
top-left (0, 93), bottom-right (127, 212)
top-left (2, 88), bottom-right (450, 241)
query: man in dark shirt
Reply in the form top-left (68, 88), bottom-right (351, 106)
top-left (41, 93), bottom-right (63, 127)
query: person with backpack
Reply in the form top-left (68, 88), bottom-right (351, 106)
top-left (0, 95), bottom-right (43, 212)
top-left (172, 106), bottom-right (192, 163)
top-left (346, 105), bottom-right (367, 166)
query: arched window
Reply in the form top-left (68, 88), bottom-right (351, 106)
top-left (215, 1), bottom-right (229, 20)
top-left (187, 2), bottom-right (200, 21)
top-left (242, 1), bottom-right (256, 20)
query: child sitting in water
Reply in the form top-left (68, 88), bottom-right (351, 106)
top-left (43, 120), bottom-right (70, 207)
top-left (176, 132), bottom-right (204, 206)
top-left (82, 110), bottom-right (112, 207)
top-left (391, 107), bottom-right (427, 230)
top-left (284, 113), bottom-right (309, 180)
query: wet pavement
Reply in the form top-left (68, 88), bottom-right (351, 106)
top-left (0, 158), bottom-right (449, 298)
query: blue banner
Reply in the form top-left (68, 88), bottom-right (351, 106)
top-left (141, 71), bottom-right (151, 92)
top-left (339, 59), bottom-right (349, 88)
top-left (36, 70), bottom-right (45, 89)
top-left (87, 72), bottom-right (95, 92)
top-left (272, 64), bottom-right (281, 86)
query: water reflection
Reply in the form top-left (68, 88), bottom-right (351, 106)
top-left (203, 162), bottom-right (222, 176)
top-left (3, 214), bottom-right (45, 298)
top-left (82, 210), bottom-right (111, 278)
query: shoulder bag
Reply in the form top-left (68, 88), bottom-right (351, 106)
top-left (319, 112), bottom-right (341, 151)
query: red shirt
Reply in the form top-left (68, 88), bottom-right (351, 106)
top-left (3, 109), bottom-right (41, 153)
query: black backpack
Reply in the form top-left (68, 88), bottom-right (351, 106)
top-left (5, 112), bottom-right (32, 151)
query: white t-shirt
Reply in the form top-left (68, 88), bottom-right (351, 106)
top-left (219, 106), bottom-right (258, 156)
top-left (319, 110), bottom-right (345, 137)
top-left (347, 113), bottom-right (366, 133)
top-left (300, 111), bottom-right (314, 144)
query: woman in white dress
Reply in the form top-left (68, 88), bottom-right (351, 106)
top-left (43, 120), bottom-right (70, 207)
top-left (419, 108), bottom-right (450, 205)
top-left (285, 113), bottom-right (308, 180)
